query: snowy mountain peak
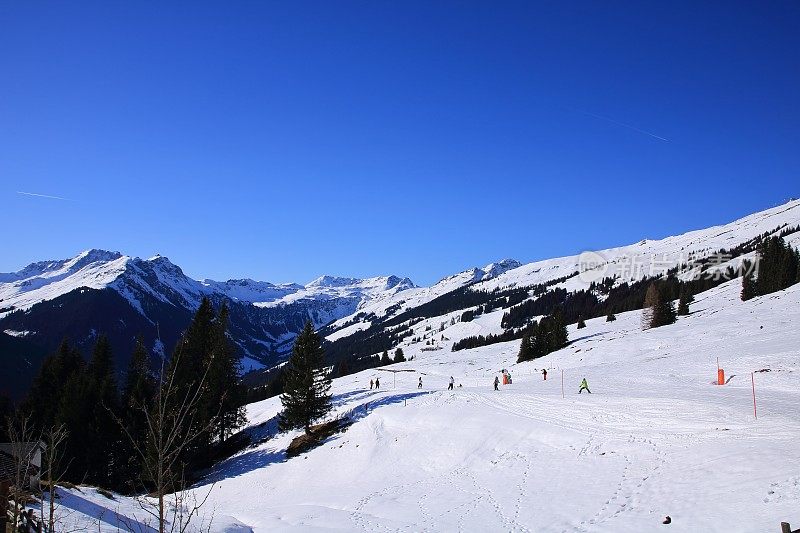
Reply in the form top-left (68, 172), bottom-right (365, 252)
top-left (75, 248), bottom-right (124, 263)
top-left (383, 275), bottom-right (416, 291)
top-left (140, 253), bottom-right (186, 276)
top-left (481, 259), bottom-right (522, 279)
top-left (306, 274), bottom-right (415, 292)
top-left (307, 275), bottom-right (360, 288)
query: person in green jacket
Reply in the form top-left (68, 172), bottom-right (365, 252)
top-left (579, 377), bottom-right (591, 394)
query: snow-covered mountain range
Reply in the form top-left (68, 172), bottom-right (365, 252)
top-left (0, 249), bottom-right (415, 383)
top-left (1, 199), bottom-right (799, 400)
top-left (0, 250), bottom-right (414, 320)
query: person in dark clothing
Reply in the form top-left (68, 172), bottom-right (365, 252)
top-left (448, 376), bottom-right (454, 390)
top-left (370, 379), bottom-right (374, 390)
top-left (418, 377), bottom-right (423, 389)
top-left (542, 368), bottom-right (547, 381)
top-left (375, 377), bottom-right (380, 389)
top-left (494, 376), bottom-right (500, 391)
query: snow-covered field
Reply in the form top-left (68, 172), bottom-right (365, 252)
top-left (43, 277), bottom-right (800, 532)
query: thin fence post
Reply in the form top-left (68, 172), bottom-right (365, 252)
top-left (561, 370), bottom-right (565, 399)
top-left (752, 372), bottom-right (757, 419)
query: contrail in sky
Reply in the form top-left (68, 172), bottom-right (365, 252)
top-left (570, 108), bottom-right (670, 142)
top-left (16, 191), bottom-right (73, 201)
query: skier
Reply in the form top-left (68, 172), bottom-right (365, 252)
top-left (542, 368), bottom-right (547, 381)
top-left (370, 379), bottom-right (374, 390)
top-left (375, 377), bottom-right (380, 389)
top-left (418, 377), bottom-right (423, 389)
top-left (578, 377), bottom-right (591, 394)
top-left (448, 376), bottom-right (454, 390)
top-left (494, 376), bottom-right (500, 391)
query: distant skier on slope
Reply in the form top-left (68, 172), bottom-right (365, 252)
top-left (542, 368), bottom-right (547, 381)
top-left (494, 376), bottom-right (500, 391)
top-left (375, 377), bottom-right (380, 389)
top-left (370, 379), bottom-right (374, 390)
top-left (448, 376), bottom-right (454, 390)
top-left (418, 377), bottom-right (423, 389)
top-left (579, 377), bottom-right (591, 394)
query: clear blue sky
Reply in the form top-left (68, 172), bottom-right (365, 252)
top-left (1, 2), bottom-right (798, 286)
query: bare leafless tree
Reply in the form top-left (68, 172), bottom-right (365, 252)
top-left (5, 413), bottom-right (40, 532)
top-left (38, 423), bottom-right (69, 532)
top-left (115, 343), bottom-right (218, 533)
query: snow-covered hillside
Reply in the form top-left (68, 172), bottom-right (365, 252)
top-left (326, 200), bottom-right (800, 333)
top-left (42, 276), bottom-right (800, 532)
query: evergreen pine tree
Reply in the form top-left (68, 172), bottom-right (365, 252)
top-left (122, 336), bottom-right (156, 415)
top-left (646, 282), bottom-right (677, 328)
top-left (741, 260), bottom-right (757, 301)
top-left (394, 348), bottom-right (406, 362)
top-left (576, 316), bottom-right (586, 329)
top-left (279, 322), bottom-right (332, 434)
top-left (206, 303), bottom-right (247, 443)
top-left (380, 350), bottom-right (391, 365)
top-left (550, 307), bottom-right (568, 350)
top-left (24, 339), bottom-right (84, 432)
top-left (517, 332), bottom-right (533, 363)
top-left (677, 285), bottom-right (691, 316)
top-left (84, 334), bottom-right (122, 488)
top-left (56, 361), bottom-right (91, 482)
top-left (166, 297), bottom-right (217, 464)
top-left (606, 313), bottom-right (616, 322)
top-left (120, 335), bottom-right (156, 488)
top-left (529, 309), bottom-right (568, 359)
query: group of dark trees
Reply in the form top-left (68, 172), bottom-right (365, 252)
top-left (642, 282), bottom-right (678, 329)
top-left (451, 329), bottom-right (519, 351)
top-left (741, 235), bottom-right (800, 301)
top-left (322, 279), bottom-right (571, 366)
top-left (14, 297), bottom-right (246, 493)
top-left (517, 309), bottom-right (569, 362)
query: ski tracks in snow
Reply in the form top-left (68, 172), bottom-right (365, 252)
top-left (347, 456), bottom-right (533, 532)
top-left (464, 390), bottom-right (673, 532)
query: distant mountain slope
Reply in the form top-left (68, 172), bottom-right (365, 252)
top-left (318, 200), bottom-right (800, 367)
top-left (0, 251), bottom-right (415, 398)
top-left (327, 200), bottom-right (800, 332)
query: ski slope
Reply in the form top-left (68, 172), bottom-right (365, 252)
top-left (45, 276), bottom-right (800, 532)
top-left (327, 199), bottom-right (800, 330)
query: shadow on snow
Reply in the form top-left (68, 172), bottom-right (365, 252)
top-left (54, 488), bottom-right (157, 533)
top-left (199, 390), bottom-right (432, 485)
